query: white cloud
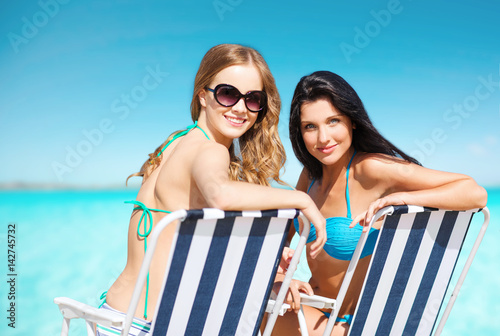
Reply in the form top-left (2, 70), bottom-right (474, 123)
top-left (466, 143), bottom-right (488, 157)
top-left (484, 135), bottom-right (498, 146)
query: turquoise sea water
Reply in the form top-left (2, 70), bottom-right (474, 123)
top-left (0, 188), bottom-right (498, 335)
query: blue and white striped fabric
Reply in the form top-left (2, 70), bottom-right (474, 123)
top-left (348, 205), bottom-right (479, 336)
top-left (150, 208), bottom-right (299, 336)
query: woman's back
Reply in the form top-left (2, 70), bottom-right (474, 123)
top-left (106, 127), bottom-right (213, 319)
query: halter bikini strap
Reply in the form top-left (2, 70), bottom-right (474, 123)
top-left (155, 121), bottom-right (210, 159)
top-left (345, 150), bottom-right (357, 219)
top-left (307, 180), bottom-right (315, 193)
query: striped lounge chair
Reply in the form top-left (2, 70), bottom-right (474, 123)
top-left (298, 205), bottom-right (490, 336)
top-left (55, 208), bottom-right (311, 336)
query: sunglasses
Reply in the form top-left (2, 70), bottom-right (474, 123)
top-left (206, 84), bottom-right (267, 113)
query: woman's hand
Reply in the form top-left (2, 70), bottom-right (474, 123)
top-left (301, 196), bottom-right (327, 259)
top-left (350, 193), bottom-right (407, 231)
top-left (274, 247), bottom-right (314, 312)
top-left (273, 275), bottom-right (314, 313)
top-left (278, 247), bottom-right (295, 273)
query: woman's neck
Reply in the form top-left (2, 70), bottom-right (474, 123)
top-left (319, 148), bottom-right (356, 189)
top-left (197, 113), bottom-right (233, 148)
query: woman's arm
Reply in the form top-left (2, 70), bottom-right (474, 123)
top-left (192, 142), bottom-right (327, 258)
top-left (352, 154), bottom-right (488, 227)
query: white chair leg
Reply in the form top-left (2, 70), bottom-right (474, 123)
top-left (61, 317), bottom-right (70, 336)
top-left (85, 320), bottom-right (96, 336)
top-left (297, 306), bottom-right (309, 336)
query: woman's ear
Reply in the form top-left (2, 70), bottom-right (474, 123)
top-left (198, 89), bottom-right (207, 108)
top-left (352, 122), bottom-right (356, 129)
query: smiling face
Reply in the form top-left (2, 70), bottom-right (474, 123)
top-left (300, 98), bottom-right (355, 166)
top-left (198, 64), bottom-right (263, 147)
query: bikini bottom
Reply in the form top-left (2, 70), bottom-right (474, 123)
top-left (96, 303), bottom-right (152, 336)
top-left (320, 309), bottom-right (353, 325)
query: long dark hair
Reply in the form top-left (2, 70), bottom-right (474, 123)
top-left (289, 71), bottom-right (419, 179)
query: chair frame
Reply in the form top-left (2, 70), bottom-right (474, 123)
top-left (296, 205), bottom-right (490, 336)
top-left (55, 208), bottom-right (311, 336)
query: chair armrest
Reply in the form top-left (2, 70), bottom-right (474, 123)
top-left (54, 297), bottom-right (124, 327)
top-left (266, 299), bottom-right (290, 316)
top-left (299, 293), bottom-right (336, 310)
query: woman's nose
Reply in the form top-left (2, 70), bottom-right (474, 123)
top-left (231, 97), bottom-right (247, 113)
top-left (318, 126), bottom-right (329, 143)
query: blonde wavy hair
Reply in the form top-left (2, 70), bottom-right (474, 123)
top-left (129, 44), bottom-right (286, 186)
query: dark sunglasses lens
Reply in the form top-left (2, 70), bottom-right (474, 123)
top-left (215, 85), bottom-right (239, 106)
top-left (245, 92), bottom-right (266, 112)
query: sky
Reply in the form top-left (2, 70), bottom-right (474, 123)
top-left (1, 0), bottom-right (499, 189)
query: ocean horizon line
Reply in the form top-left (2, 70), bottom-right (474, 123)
top-left (0, 181), bottom-right (140, 191)
top-left (1, 182), bottom-right (499, 192)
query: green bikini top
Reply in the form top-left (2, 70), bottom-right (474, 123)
top-left (126, 122), bottom-right (210, 319)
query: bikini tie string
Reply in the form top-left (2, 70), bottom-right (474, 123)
top-left (124, 199), bottom-right (153, 319)
top-left (125, 200), bottom-right (154, 240)
top-left (98, 291), bottom-right (107, 308)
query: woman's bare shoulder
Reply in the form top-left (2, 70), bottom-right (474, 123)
top-left (296, 168), bottom-right (312, 192)
top-left (175, 133), bottom-right (230, 161)
top-left (356, 152), bottom-right (407, 172)
top-left (353, 152), bottom-right (412, 187)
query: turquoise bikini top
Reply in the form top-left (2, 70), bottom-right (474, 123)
top-left (294, 151), bottom-right (379, 261)
top-left (126, 122), bottom-right (210, 319)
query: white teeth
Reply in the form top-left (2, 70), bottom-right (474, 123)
top-left (226, 116), bottom-right (244, 124)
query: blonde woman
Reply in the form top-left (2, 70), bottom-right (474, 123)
top-left (97, 45), bottom-right (327, 336)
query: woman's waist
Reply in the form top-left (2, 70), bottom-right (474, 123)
top-left (308, 261), bottom-right (347, 295)
top-left (310, 279), bottom-right (360, 315)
